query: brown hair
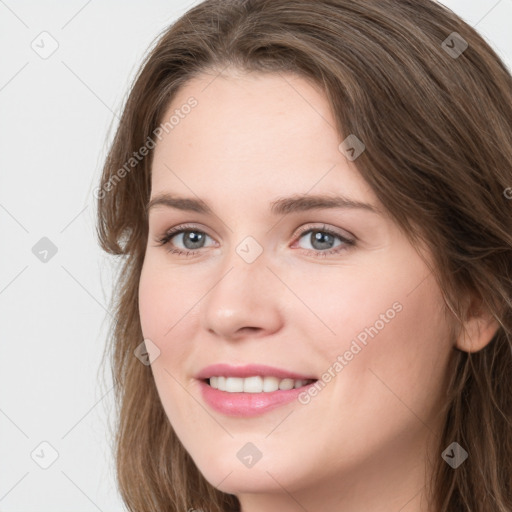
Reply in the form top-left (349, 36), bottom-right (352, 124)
top-left (96, 1), bottom-right (512, 510)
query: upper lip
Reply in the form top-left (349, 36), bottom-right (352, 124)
top-left (196, 363), bottom-right (317, 381)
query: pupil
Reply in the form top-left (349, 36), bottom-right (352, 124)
top-left (184, 231), bottom-right (204, 249)
top-left (312, 231), bottom-right (333, 250)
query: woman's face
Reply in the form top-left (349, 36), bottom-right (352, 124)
top-left (139, 69), bottom-right (455, 508)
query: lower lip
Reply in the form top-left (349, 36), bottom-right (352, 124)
top-left (198, 379), bottom-right (317, 417)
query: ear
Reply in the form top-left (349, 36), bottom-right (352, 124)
top-left (454, 294), bottom-right (500, 353)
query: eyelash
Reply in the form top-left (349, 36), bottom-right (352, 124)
top-left (155, 223), bottom-right (356, 258)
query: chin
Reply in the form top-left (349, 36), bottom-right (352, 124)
top-left (202, 466), bottom-right (294, 495)
top-left (189, 447), bottom-right (306, 495)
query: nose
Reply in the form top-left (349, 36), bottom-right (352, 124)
top-left (200, 246), bottom-right (284, 341)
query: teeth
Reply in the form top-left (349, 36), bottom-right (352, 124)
top-left (263, 376), bottom-right (279, 392)
top-left (279, 378), bottom-right (294, 390)
top-left (207, 376), bottom-right (314, 393)
top-left (225, 377), bottom-right (244, 392)
top-left (244, 376), bottom-right (263, 392)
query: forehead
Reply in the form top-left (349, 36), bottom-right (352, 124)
top-left (150, 70), bottom-right (377, 207)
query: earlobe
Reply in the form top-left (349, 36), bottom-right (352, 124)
top-left (454, 297), bottom-right (500, 353)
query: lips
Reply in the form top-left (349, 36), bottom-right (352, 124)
top-left (195, 363), bottom-right (319, 416)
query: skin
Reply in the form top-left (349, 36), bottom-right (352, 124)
top-left (138, 68), bottom-right (498, 512)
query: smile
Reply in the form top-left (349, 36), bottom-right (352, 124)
top-left (195, 364), bottom-right (318, 416)
top-left (207, 376), bottom-right (316, 393)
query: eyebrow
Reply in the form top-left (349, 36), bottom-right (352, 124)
top-left (146, 193), bottom-right (382, 216)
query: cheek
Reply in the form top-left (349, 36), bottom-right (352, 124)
top-left (138, 261), bottom-right (194, 409)
top-left (380, 277), bottom-right (453, 405)
top-left (318, 269), bottom-right (452, 435)
top-left (138, 257), bottom-right (191, 339)
top-left (138, 256), bottom-right (205, 399)
top-left (138, 264), bottom-right (194, 428)
top-left (138, 267), bottom-right (195, 374)
top-left (314, 245), bottom-right (451, 371)
top-left (294, 248), bottom-right (452, 428)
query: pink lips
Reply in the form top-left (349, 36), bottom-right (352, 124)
top-left (196, 363), bottom-right (318, 417)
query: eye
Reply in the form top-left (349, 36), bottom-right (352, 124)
top-left (155, 223), bottom-right (215, 256)
top-left (293, 224), bottom-right (355, 257)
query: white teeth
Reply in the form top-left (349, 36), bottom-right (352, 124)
top-left (263, 376), bottom-right (280, 392)
top-left (278, 378), bottom-right (294, 390)
top-left (208, 376), bottom-right (314, 393)
top-left (225, 377), bottom-right (244, 392)
top-left (243, 376), bottom-right (263, 393)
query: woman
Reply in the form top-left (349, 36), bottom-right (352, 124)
top-left (96, 0), bottom-right (512, 510)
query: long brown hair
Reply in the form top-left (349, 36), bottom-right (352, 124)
top-left (96, 1), bottom-right (512, 510)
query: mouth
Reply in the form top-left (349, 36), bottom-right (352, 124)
top-left (204, 376), bottom-right (317, 393)
top-left (196, 365), bottom-right (319, 416)
top-left (195, 363), bottom-right (319, 416)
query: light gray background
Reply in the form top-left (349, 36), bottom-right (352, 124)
top-left (1, 1), bottom-right (511, 511)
